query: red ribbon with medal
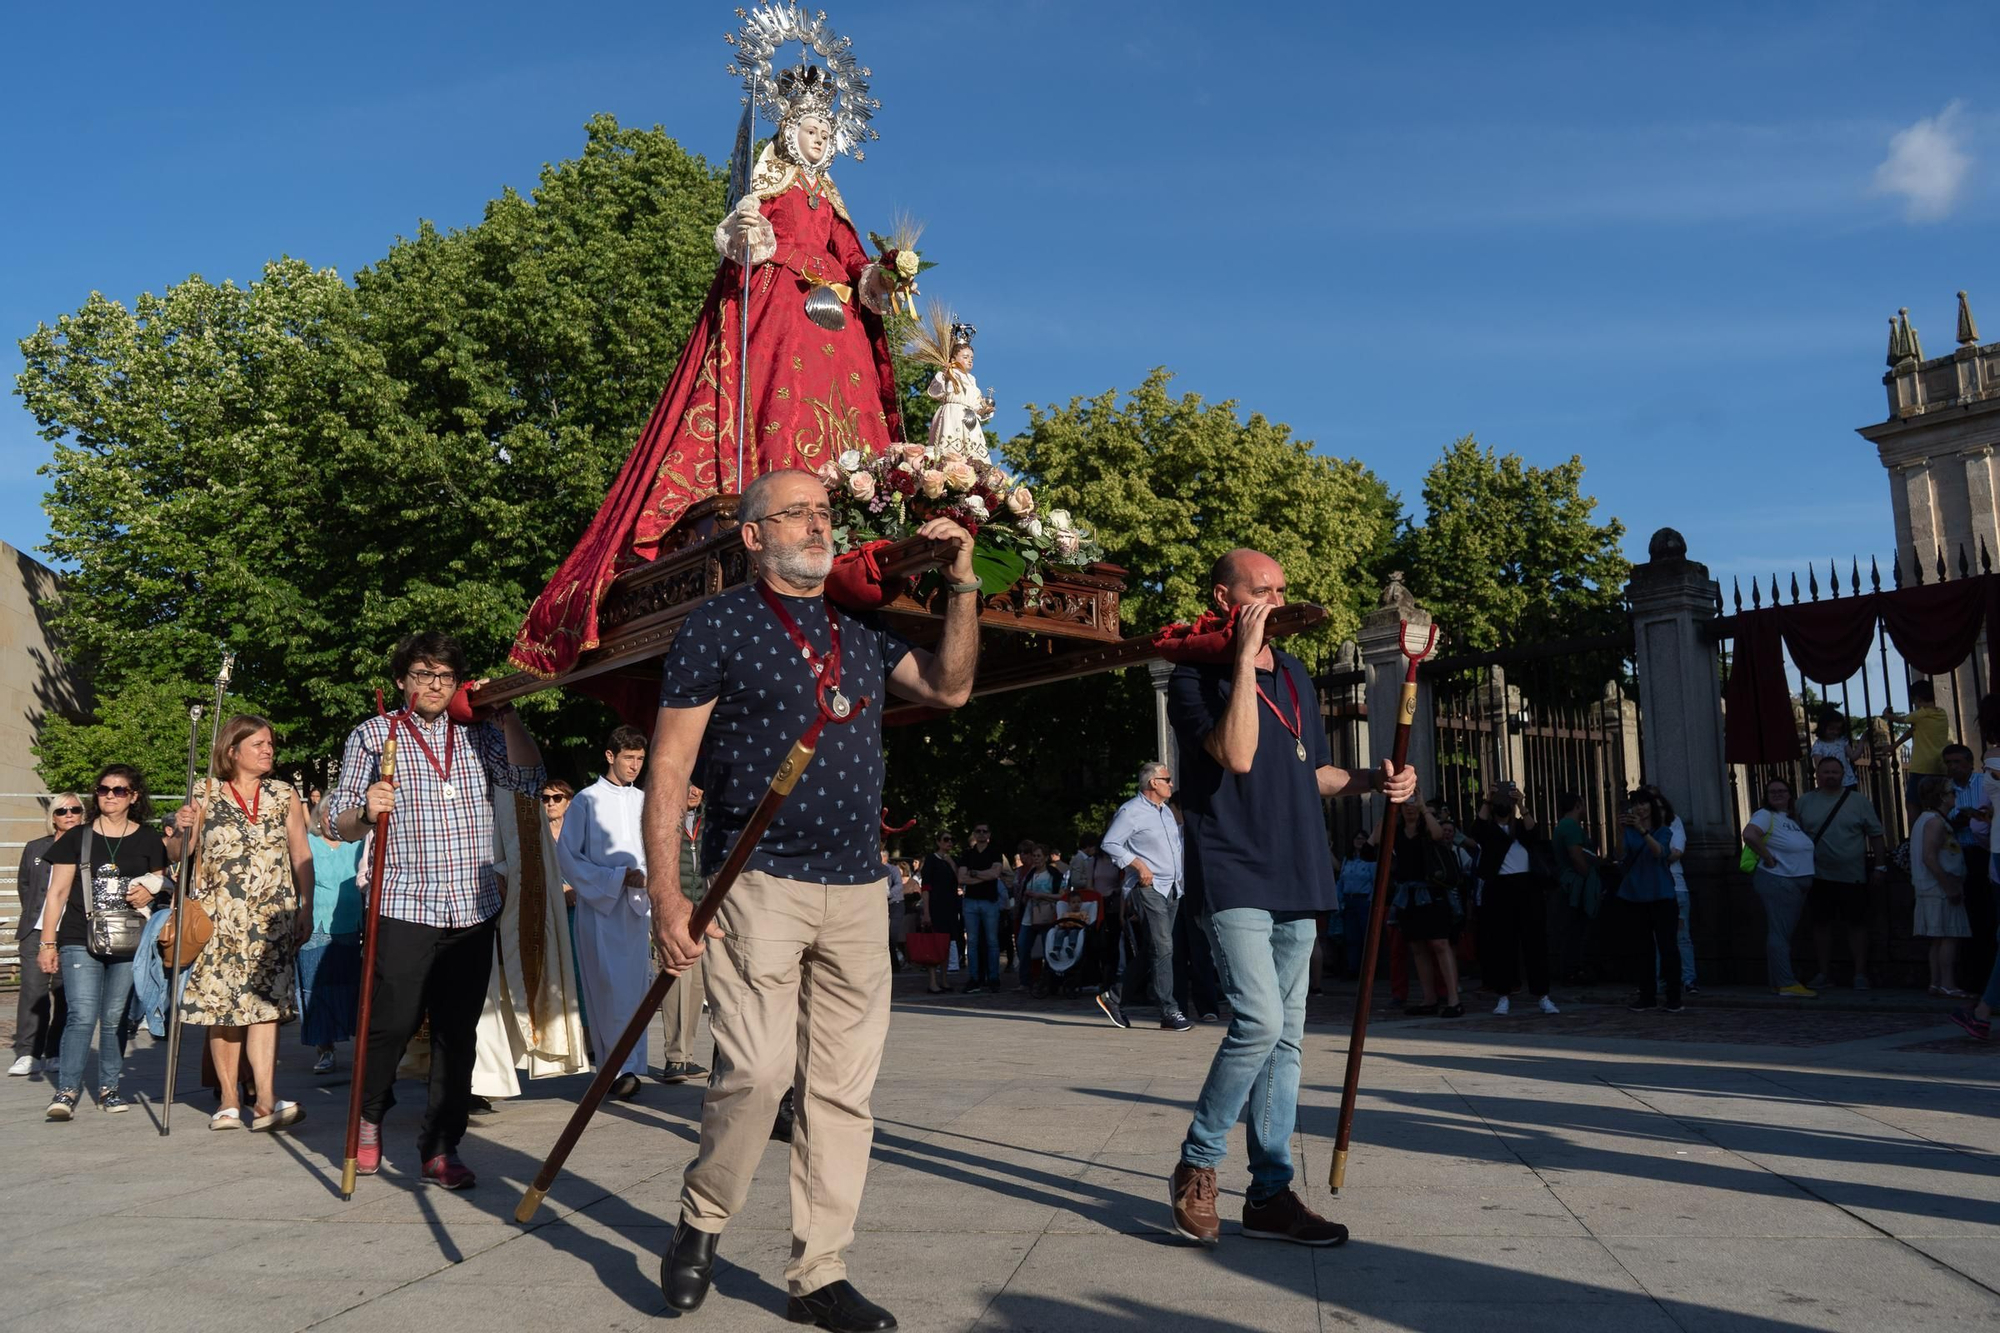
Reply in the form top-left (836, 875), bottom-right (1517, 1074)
top-left (1255, 666), bottom-right (1310, 763)
top-left (395, 708), bottom-right (460, 799)
top-left (756, 581), bottom-right (852, 720)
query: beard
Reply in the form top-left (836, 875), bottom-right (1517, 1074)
top-left (766, 538), bottom-right (833, 587)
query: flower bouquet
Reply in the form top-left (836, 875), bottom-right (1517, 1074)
top-left (816, 443), bottom-right (1102, 596)
top-left (866, 213), bottom-right (936, 320)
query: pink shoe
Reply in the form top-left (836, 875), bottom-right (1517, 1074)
top-left (355, 1120), bottom-right (382, 1175)
top-left (422, 1152), bottom-right (477, 1190)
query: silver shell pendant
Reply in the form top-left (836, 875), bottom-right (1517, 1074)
top-left (828, 689), bottom-right (852, 719)
top-left (1295, 740), bottom-right (1307, 763)
top-left (804, 286), bottom-right (847, 331)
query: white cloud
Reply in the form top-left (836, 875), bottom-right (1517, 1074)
top-left (1873, 101), bottom-right (1972, 222)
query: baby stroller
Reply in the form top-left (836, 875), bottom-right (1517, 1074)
top-left (1038, 912), bottom-right (1096, 995)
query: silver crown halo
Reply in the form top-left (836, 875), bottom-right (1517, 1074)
top-left (725, 5), bottom-right (880, 161)
top-left (950, 322), bottom-right (977, 347)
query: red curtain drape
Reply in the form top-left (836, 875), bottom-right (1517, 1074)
top-left (1724, 609), bottom-right (1796, 764)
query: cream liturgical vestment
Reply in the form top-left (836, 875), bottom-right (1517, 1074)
top-left (471, 790), bottom-right (590, 1098)
top-left (557, 776), bottom-right (654, 1079)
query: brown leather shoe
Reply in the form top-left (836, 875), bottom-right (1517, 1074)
top-left (1241, 1188), bottom-right (1349, 1247)
top-left (1169, 1162), bottom-right (1220, 1244)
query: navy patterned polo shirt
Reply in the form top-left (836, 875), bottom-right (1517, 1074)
top-left (659, 583), bottom-right (912, 885)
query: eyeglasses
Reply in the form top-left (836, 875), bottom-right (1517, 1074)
top-left (95, 785), bottom-right (134, 798)
top-left (406, 669), bottom-right (459, 687)
top-left (973, 828), bottom-right (989, 834)
top-left (539, 794), bottom-right (568, 804)
top-left (756, 504), bottom-right (834, 527)
top-left (52, 807), bottom-right (83, 817)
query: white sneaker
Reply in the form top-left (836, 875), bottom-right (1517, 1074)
top-left (1538, 995), bottom-right (1561, 1015)
top-left (8, 1056), bottom-right (39, 1077)
top-left (1492, 996), bottom-right (1511, 1016)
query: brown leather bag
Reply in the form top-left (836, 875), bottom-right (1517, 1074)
top-left (158, 891), bottom-right (213, 969)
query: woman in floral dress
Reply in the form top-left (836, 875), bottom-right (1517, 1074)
top-left (171, 715), bottom-right (314, 1131)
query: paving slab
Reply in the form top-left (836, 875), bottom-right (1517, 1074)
top-left (2, 988), bottom-right (1997, 1331)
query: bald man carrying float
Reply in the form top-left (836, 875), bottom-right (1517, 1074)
top-left (1165, 549), bottom-right (1418, 1249)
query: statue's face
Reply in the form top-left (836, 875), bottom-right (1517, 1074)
top-left (952, 345), bottom-right (974, 371)
top-left (793, 116), bottom-right (831, 166)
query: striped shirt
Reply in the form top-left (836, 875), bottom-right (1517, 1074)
top-left (329, 710), bottom-right (546, 928)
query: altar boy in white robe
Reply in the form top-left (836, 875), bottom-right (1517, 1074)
top-left (556, 725), bottom-right (655, 1100)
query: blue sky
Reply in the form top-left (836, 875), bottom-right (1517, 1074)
top-left (3, 0), bottom-right (1993, 599)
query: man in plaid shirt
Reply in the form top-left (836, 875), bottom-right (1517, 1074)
top-left (330, 631), bottom-right (545, 1189)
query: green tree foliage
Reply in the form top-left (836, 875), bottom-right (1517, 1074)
top-left (1399, 435), bottom-right (1630, 653)
top-left (16, 116), bottom-right (724, 780)
top-left (34, 677), bottom-right (267, 798)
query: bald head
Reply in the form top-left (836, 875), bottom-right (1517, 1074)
top-left (1209, 548), bottom-right (1287, 612)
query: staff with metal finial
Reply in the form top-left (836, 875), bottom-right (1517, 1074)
top-left (516, 686), bottom-right (866, 1223)
top-left (161, 651), bottom-right (234, 1134)
top-left (340, 695), bottom-right (398, 1199)
top-left (1330, 620), bottom-right (1437, 1193)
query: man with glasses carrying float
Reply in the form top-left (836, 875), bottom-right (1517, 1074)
top-left (647, 468), bottom-right (977, 1332)
top-left (328, 632), bottom-right (546, 1188)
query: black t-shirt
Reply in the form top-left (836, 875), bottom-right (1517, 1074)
top-left (43, 822), bottom-right (171, 949)
top-left (1168, 648), bottom-right (1338, 912)
top-left (659, 584), bottom-right (913, 885)
top-left (959, 843), bottom-right (1005, 902)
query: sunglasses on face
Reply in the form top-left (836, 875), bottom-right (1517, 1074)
top-left (53, 806), bottom-right (83, 817)
top-left (95, 785), bottom-right (134, 797)
top-left (539, 794), bottom-right (568, 804)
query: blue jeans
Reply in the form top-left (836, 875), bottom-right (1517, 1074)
top-left (1181, 909), bottom-right (1316, 1201)
top-left (56, 946), bottom-right (135, 1095)
top-left (1339, 896), bottom-right (1372, 975)
top-left (963, 897), bottom-right (1002, 986)
top-left (1654, 887), bottom-right (1697, 989)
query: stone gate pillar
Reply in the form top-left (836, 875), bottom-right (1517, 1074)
top-left (1358, 574), bottom-right (1437, 794)
top-left (1626, 528), bottom-right (1733, 866)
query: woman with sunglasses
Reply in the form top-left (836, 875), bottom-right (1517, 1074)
top-left (170, 715), bottom-right (315, 1131)
top-left (541, 780), bottom-right (587, 1034)
top-left (36, 766), bottom-right (170, 1119)
top-left (11, 793), bottom-right (83, 1077)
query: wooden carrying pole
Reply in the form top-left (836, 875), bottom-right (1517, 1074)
top-left (162, 652), bottom-right (233, 1134)
top-left (340, 725), bottom-right (397, 1199)
top-left (515, 716), bottom-right (834, 1224)
top-left (1330, 621), bottom-right (1437, 1193)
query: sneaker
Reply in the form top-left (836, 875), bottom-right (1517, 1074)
top-left (1537, 995), bottom-right (1560, 1015)
top-left (8, 1055), bottom-right (40, 1077)
top-left (1685, 985), bottom-right (1701, 996)
top-left (1200, 1012), bottom-right (1221, 1023)
top-left (1663, 1003), bottom-right (1685, 1014)
top-left (1807, 973), bottom-right (1832, 989)
top-left (1492, 996), bottom-right (1511, 1016)
top-left (1169, 1162), bottom-right (1220, 1244)
top-left (312, 1049), bottom-right (336, 1075)
top-left (655, 1061), bottom-right (709, 1084)
top-left (355, 1119), bottom-right (382, 1175)
top-left (99, 1088), bottom-right (130, 1113)
top-left (46, 1090), bottom-right (78, 1121)
top-left (1852, 975), bottom-right (1871, 991)
top-left (1161, 1011), bottom-right (1194, 1032)
top-left (1777, 984), bottom-right (1818, 997)
top-left (1949, 1007), bottom-right (1991, 1041)
top-left (1095, 992), bottom-right (1132, 1030)
top-left (1241, 1188), bottom-right (1350, 1247)
top-left (422, 1152), bottom-right (477, 1190)
top-left (1627, 999), bottom-right (1654, 1013)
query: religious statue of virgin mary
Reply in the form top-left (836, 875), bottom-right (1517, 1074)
top-left (512, 9), bottom-right (907, 678)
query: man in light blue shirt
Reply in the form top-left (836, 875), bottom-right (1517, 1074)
top-left (1097, 761), bottom-right (1187, 1031)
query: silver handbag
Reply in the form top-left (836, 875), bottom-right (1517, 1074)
top-left (80, 826), bottom-right (147, 959)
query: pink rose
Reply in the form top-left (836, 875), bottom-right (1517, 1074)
top-left (898, 443), bottom-right (929, 466)
top-left (1053, 530), bottom-right (1082, 558)
top-left (815, 460), bottom-right (844, 485)
top-left (980, 466), bottom-right (1009, 492)
top-left (942, 459), bottom-right (978, 492)
top-left (1005, 486), bottom-right (1035, 516)
top-left (847, 471), bottom-right (876, 501)
top-left (919, 469), bottom-right (948, 499)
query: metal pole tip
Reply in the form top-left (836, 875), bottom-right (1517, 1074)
top-left (515, 1188), bottom-right (547, 1224)
top-left (340, 1160), bottom-right (358, 1199)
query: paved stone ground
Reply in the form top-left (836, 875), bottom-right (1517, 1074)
top-left (3, 976), bottom-right (1997, 1332)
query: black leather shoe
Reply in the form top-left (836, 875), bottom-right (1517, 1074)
top-left (786, 1279), bottom-right (897, 1331)
top-left (660, 1220), bottom-right (720, 1312)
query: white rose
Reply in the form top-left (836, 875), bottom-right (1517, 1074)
top-left (1054, 530), bottom-right (1082, 558)
top-left (847, 471), bottom-right (876, 502)
top-left (1046, 508), bottom-right (1075, 533)
top-left (895, 249), bottom-right (920, 279)
top-left (838, 449), bottom-right (864, 473)
top-left (1025, 517), bottom-right (1044, 540)
top-left (1004, 486), bottom-right (1035, 516)
top-left (941, 458), bottom-right (978, 492)
top-left (963, 495), bottom-right (990, 520)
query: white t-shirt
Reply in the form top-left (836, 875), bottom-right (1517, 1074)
top-left (1748, 809), bottom-right (1815, 878)
top-left (1668, 817), bottom-right (1688, 893)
